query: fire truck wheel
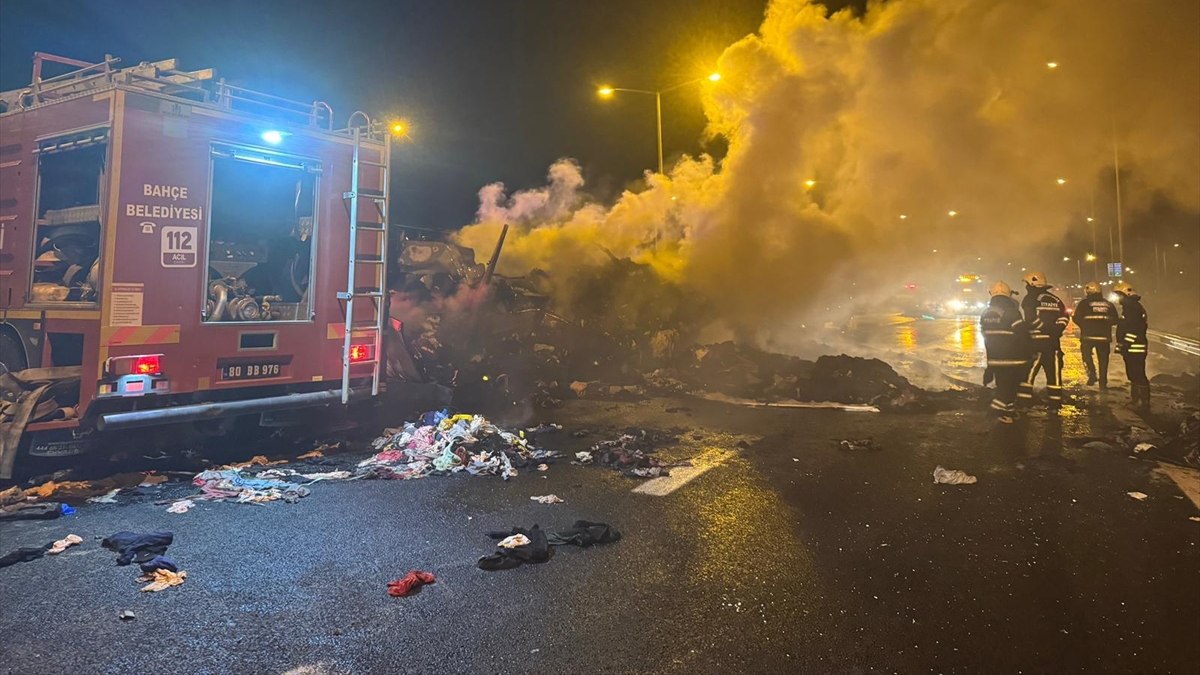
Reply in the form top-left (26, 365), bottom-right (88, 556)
top-left (0, 331), bottom-right (27, 374)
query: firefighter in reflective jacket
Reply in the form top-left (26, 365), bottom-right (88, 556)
top-left (1018, 271), bottom-right (1069, 408)
top-left (980, 281), bottom-right (1031, 423)
top-left (1071, 281), bottom-right (1119, 389)
top-left (1113, 280), bottom-right (1150, 409)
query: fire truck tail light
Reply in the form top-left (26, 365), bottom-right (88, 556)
top-left (105, 354), bottom-right (165, 377)
top-left (349, 344), bottom-right (374, 363)
top-left (133, 355), bottom-right (161, 375)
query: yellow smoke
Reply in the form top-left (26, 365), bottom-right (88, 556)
top-left (456, 0), bottom-right (1199, 335)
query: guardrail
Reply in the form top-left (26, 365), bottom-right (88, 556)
top-left (1149, 330), bottom-right (1200, 357)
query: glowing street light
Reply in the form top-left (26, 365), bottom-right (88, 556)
top-left (1086, 216), bottom-right (1094, 222)
top-left (1046, 61), bottom-right (1059, 69)
top-left (390, 121), bottom-right (409, 137)
top-left (1056, 177), bottom-right (1067, 185)
top-left (1062, 256), bottom-right (1071, 262)
top-left (1085, 253), bottom-right (1097, 262)
top-left (947, 210), bottom-right (958, 217)
top-left (804, 179), bottom-right (817, 189)
top-left (596, 72), bottom-right (721, 175)
top-left (899, 214), bottom-right (908, 220)
top-left (261, 129), bottom-right (284, 145)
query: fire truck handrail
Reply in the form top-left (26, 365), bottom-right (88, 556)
top-left (3, 52), bottom-right (368, 138)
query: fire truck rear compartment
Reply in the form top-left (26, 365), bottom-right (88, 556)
top-left (205, 152), bottom-right (316, 323)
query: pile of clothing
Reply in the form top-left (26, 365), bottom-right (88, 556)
top-left (581, 429), bottom-right (684, 478)
top-left (192, 469), bottom-right (311, 504)
top-left (357, 410), bottom-right (557, 481)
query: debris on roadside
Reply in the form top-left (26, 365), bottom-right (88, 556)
top-left (478, 526), bottom-right (553, 571)
top-left (536, 464), bottom-right (549, 472)
top-left (498, 534), bottom-right (531, 548)
top-left (839, 438), bottom-right (881, 452)
top-left (530, 494), bottom-right (564, 504)
top-left (0, 542), bottom-right (54, 568)
top-left (387, 570), bottom-right (436, 597)
top-left (932, 466), bottom-right (977, 485)
top-left (1133, 443), bottom-right (1156, 454)
top-left (138, 568), bottom-right (187, 592)
top-left (193, 469), bottom-right (310, 504)
top-left (574, 451), bottom-right (593, 463)
top-left (587, 429), bottom-right (685, 478)
top-left (0, 501), bottom-right (62, 522)
top-left (47, 534), bottom-right (82, 554)
top-left (101, 531), bottom-right (173, 566)
top-left (358, 411), bottom-right (556, 481)
top-left (1127, 491), bottom-right (1148, 501)
top-left (118, 610), bottom-right (136, 621)
top-left (87, 489), bottom-right (121, 504)
top-left (166, 499), bottom-right (195, 514)
top-left (546, 520), bottom-right (621, 547)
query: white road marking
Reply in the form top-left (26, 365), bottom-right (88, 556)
top-left (1156, 463), bottom-right (1200, 510)
top-left (632, 447), bottom-right (737, 496)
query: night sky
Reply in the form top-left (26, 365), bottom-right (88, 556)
top-left (0, 0), bottom-right (789, 229)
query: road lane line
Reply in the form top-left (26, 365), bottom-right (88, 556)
top-left (1156, 463), bottom-right (1200, 510)
top-left (632, 447), bottom-right (737, 496)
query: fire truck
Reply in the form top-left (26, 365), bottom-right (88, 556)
top-left (0, 53), bottom-right (433, 478)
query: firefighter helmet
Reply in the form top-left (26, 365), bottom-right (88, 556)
top-left (988, 281), bottom-right (1015, 297)
top-left (1022, 271), bottom-right (1048, 288)
top-left (1084, 281), bottom-right (1102, 295)
top-left (1113, 280), bottom-right (1137, 296)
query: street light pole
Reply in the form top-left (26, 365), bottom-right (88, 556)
top-left (655, 91), bottom-right (664, 176)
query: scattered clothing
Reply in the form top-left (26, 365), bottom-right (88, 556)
top-left (0, 502), bottom-right (62, 522)
top-left (1133, 443), bottom-right (1156, 454)
top-left (387, 570), bottom-right (436, 597)
top-left (1127, 491), bottom-right (1148, 501)
top-left (536, 464), bottom-right (549, 472)
top-left (478, 526), bottom-right (553, 571)
top-left (498, 534), bottom-right (531, 548)
top-left (167, 499), bottom-right (195, 514)
top-left (0, 542), bottom-right (52, 568)
top-left (139, 555), bottom-right (178, 574)
top-left (530, 494), bottom-right (564, 504)
top-left (547, 520), bottom-right (622, 548)
top-left (87, 489), bottom-right (121, 504)
top-left (574, 452), bottom-right (593, 463)
top-left (48, 534), bottom-right (82, 554)
top-left (296, 450), bottom-right (324, 460)
top-left (588, 429), bottom-right (683, 477)
top-left (138, 568), bottom-right (187, 592)
top-left (359, 411), bottom-right (557, 481)
top-left (193, 469), bottom-right (309, 504)
top-left (102, 531), bottom-right (173, 566)
top-left (932, 466), bottom-right (977, 485)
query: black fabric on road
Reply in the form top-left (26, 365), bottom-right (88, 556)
top-left (0, 542), bottom-right (52, 568)
top-left (101, 531), bottom-right (173, 566)
top-left (546, 520), bottom-right (621, 547)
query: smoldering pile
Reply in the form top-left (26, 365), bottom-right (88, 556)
top-left (388, 253), bottom-right (947, 413)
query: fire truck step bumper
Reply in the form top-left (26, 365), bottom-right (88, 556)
top-left (96, 388), bottom-right (371, 432)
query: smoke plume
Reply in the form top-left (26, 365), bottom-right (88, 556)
top-left (456, 0), bottom-right (1199, 338)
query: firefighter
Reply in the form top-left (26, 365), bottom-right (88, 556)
top-left (1072, 281), bottom-right (1119, 388)
top-left (981, 281), bottom-right (1031, 423)
top-left (1113, 280), bottom-right (1150, 409)
top-left (1018, 271), bottom-right (1069, 409)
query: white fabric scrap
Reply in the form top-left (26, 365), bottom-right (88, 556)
top-left (530, 494), bottom-right (565, 504)
top-left (1127, 491), bottom-right (1148, 501)
top-left (932, 466), bottom-right (977, 485)
top-left (498, 534), bottom-right (531, 548)
top-left (167, 499), bottom-right (195, 514)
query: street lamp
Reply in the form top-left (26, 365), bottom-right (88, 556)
top-left (596, 73), bottom-right (721, 175)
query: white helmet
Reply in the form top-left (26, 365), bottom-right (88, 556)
top-left (1084, 281), bottom-right (1101, 295)
top-left (1113, 280), bottom-right (1136, 296)
top-left (988, 281), bottom-right (1015, 297)
top-left (1022, 271), bottom-right (1048, 287)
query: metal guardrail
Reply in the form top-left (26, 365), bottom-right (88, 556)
top-left (1149, 330), bottom-right (1200, 357)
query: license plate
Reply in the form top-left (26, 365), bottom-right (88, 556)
top-left (220, 362), bottom-right (283, 381)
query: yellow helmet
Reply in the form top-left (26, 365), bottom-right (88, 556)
top-left (1084, 281), bottom-right (1101, 295)
top-left (988, 281), bottom-right (1015, 297)
top-left (1022, 271), bottom-right (1048, 287)
top-left (1113, 280), bottom-right (1136, 296)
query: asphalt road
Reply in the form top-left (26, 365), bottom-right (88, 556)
top-left (2, 388), bottom-right (1198, 674)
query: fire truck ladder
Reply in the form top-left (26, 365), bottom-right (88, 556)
top-left (338, 118), bottom-right (390, 403)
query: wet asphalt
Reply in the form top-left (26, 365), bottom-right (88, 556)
top-left (1, 388), bottom-right (1198, 674)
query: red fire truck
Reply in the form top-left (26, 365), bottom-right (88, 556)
top-left (0, 53), bottom-right (431, 478)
